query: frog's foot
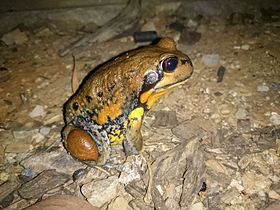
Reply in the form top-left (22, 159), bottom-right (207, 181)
top-left (124, 129), bottom-right (144, 155)
top-left (62, 125), bottom-right (99, 163)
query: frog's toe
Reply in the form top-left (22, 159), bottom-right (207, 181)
top-left (63, 126), bottom-right (99, 162)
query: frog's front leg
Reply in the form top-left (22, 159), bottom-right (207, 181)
top-left (62, 125), bottom-right (109, 166)
top-left (124, 107), bottom-right (145, 155)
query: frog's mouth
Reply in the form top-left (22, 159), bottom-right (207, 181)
top-left (154, 74), bottom-right (192, 92)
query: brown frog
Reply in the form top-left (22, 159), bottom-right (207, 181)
top-left (62, 37), bottom-right (193, 165)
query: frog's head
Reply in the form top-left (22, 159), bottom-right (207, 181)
top-left (139, 37), bottom-right (193, 109)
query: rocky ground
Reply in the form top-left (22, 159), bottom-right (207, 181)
top-left (0, 2), bottom-right (280, 210)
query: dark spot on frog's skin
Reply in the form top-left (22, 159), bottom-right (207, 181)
top-left (72, 102), bottom-right (79, 111)
top-left (108, 82), bottom-right (116, 92)
top-left (86, 95), bottom-right (93, 103)
top-left (181, 59), bottom-right (193, 67)
top-left (86, 110), bottom-right (95, 118)
top-left (97, 91), bottom-right (103, 97)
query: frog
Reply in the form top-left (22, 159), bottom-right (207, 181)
top-left (62, 37), bottom-right (193, 166)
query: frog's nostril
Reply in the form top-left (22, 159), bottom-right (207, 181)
top-left (181, 59), bottom-right (193, 67)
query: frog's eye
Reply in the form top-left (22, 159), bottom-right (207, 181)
top-left (160, 56), bottom-right (178, 72)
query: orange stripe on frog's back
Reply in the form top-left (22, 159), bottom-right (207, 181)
top-left (94, 90), bottom-right (124, 125)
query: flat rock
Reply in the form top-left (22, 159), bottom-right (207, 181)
top-left (1, 28), bottom-right (28, 45)
top-left (151, 110), bottom-right (178, 128)
top-left (20, 147), bottom-right (86, 174)
top-left (28, 105), bottom-right (46, 118)
top-left (81, 176), bottom-right (121, 207)
top-left (119, 155), bottom-right (144, 185)
top-left (18, 169), bottom-right (70, 199)
top-left (241, 171), bottom-right (272, 194)
top-left (202, 54), bottom-right (220, 67)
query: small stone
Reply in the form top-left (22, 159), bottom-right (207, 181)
top-left (189, 202), bottom-right (206, 210)
top-left (152, 110), bottom-right (178, 128)
top-left (5, 143), bottom-right (32, 153)
top-left (230, 179), bottom-right (244, 192)
top-left (202, 54), bottom-right (220, 67)
top-left (270, 112), bottom-right (280, 126)
top-left (241, 44), bottom-right (250, 50)
top-left (119, 156), bottom-right (143, 185)
top-left (35, 28), bottom-right (53, 37)
top-left (82, 176), bottom-right (120, 207)
top-left (39, 126), bottom-right (51, 136)
top-left (237, 119), bottom-right (251, 133)
top-left (165, 198), bottom-right (180, 210)
top-left (257, 83), bottom-right (269, 92)
top-left (268, 190), bottom-right (280, 200)
top-left (107, 196), bottom-right (132, 210)
top-left (1, 28), bottom-right (28, 45)
top-left (205, 159), bottom-right (229, 176)
top-left (220, 188), bottom-right (240, 205)
top-left (218, 103), bottom-right (236, 116)
top-left (236, 108), bottom-right (248, 120)
top-left (180, 29), bottom-right (201, 45)
top-left (29, 105), bottom-right (46, 118)
top-left (242, 171), bottom-right (272, 194)
top-left (0, 172), bottom-right (9, 183)
top-left (20, 168), bottom-right (36, 181)
top-left (0, 130), bottom-right (15, 146)
top-left (13, 129), bottom-right (38, 140)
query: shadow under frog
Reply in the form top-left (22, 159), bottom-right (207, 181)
top-left (62, 37), bottom-right (193, 166)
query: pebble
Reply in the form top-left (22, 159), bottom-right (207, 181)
top-left (189, 202), bottom-right (206, 210)
top-left (119, 156), bottom-right (143, 185)
top-left (107, 196), bottom-right (132, 210)
top-left (5, 143), bottom-right (32, 153)
top-left (241, 44), bottom-right (250, 50)
top-left (28, 105), bottom-right (46, 118)
top-left (35, 27), bottom-right (54, 37)
top-left (39, 126), bottom-right (51, 136)
top-left (81, 176), bottom-right (120, 207)
top-left (13, 129), bottom-right (38, 140)
top-left (236, 107), bottom-right (248, 120)
top-left (205, 159), bottom-right (229, 176)
top-left (257, 83), bottom-right (269, 92)
top-left (202, 54), bottom-right (220, 67)
top-left (270, 112), bottom-right (280, 126)
top-left (241, 171), bottom-right (272, 194)
top-left (1, 28), bottom-right (28, 45)
top-left (218, 103), bottom-right (236, 116)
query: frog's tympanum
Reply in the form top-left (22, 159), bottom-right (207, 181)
top-left (63, 37), bottom-right (193, 165)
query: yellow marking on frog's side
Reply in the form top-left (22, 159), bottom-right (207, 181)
top-left (108, 129), bottom-right (125, 144)
top-left (128, 107), bottom-right (144, 121)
